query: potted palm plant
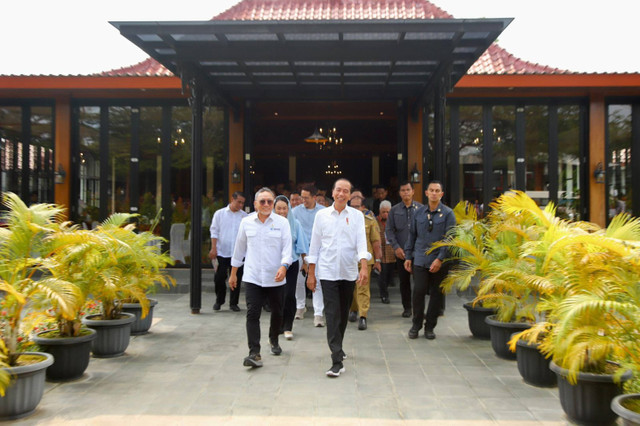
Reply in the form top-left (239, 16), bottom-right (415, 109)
top-left (29, 223), bottom-right (105, 380)
top-left (81, 213), bottom-right (174, 356)
top-left (513, 212), bottom-right (640, 424)
top-left (0, 193), bottom-right (76, 419)
top-left (120, 211), bottom-right (175, 335)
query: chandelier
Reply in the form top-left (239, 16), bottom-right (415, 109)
top-left (325, 160), bottom-right (342, 175)
top-left (304, 124), bottom-right (344, 150)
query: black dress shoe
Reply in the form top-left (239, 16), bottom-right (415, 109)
top-left (348, 311), bottom-right (357, 322)
top-left (408, 327), bottom-right (419, 339)
top-left (263, 304), bottom-right (271, 312)
top-left (381, 297), bottom-right (390, 304)
top-left (230, 304), bottom-right (240, 312)
top-left (213, 303), bottom-right (221, 311)
top-left (270, 340), bottom-right (282, 356)
top-left (425, 329), bottom-right (436, 340)
top-left (402, 309), bottom-right (411, 318)
top-left (358, 317), bottom-right (367, 330)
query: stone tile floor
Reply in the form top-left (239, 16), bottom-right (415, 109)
top-left (15, 283), bottom-right (575, 425)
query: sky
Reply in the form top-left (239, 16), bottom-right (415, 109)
top-left (2, 0), bottom-right (638, 76)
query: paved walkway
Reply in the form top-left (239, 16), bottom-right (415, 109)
top-left (17, 282), bottom-right (569, 425)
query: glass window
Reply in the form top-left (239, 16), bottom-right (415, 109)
top-left (0, 106), bottom-right (22, 196)
top-left (108, 106), bottom-right (132, 214)
top-left (30, 106), bottom-right (54, 204)
top-left (492, 106), bottom-right (516, 199)
top-left (138, 107), bottom-right (162, 231)
top-left (459, 105), bottom-right (483, 216)
top-left (78, 106), bottom-right (101, 226)
top-left (525, 105), bottom-right (549, 206)
top-left (607, 104), bottom-right (631, 220)
top-left (557, 105), bottom-right (582, 220)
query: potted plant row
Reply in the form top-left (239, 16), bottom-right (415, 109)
top-left (437, 190), bottom-right (640, 425)
top-left (0, 193), bottom-right (174, 419)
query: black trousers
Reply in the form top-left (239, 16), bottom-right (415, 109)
top-left (396, 259), bottom-right (412, 310)
top-left (281, 260), bottom-right (300, 332)
top-left (378, 262), bottom-right (394, 299)
top-left (412, 265), bottom-right (447, 331)
top-left (245, 282), bottom-right (285, 356)
top-left (214, 256), bottom-right (243, 306)
top-left (321, 279), bottom-right (355, 364)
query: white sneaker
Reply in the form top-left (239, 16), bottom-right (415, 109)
top-left (295, 307), bottom-right (306, 320)
top-left (314, 315), bottom-right (325, 327)
top-left (284, 331), bottom-right (293, 340)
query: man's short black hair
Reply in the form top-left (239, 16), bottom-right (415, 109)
top-left (399, 180), bottom-right (413, 189)
top-left (427, 180), bottom-right (444, 191)
top-left (301, 184), bottom-right (317, 195)
top-left (290, 190), bottom-right (300, 196)
top-left (332, 178), bottom-right (353, 192)
top-left (232, 191), bottom-right (245, 199)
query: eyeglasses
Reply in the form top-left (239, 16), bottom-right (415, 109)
top-left (258, 199), bottom-right (274, 206)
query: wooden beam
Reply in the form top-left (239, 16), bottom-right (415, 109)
top-left (589, 92), bottom-right (606, 227)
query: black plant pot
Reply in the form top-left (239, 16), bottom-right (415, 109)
top-left (550, 361), bottom-right (632, 426)
top-left (515, 338), bottom-right (556, 387)
top-left (121, 298), bottom-right (158, 335)
top-left (32, 328), bottom-right (97, 381)
top-left (485, 315), bottom-right (531, 360)
top-left (82, 313), bottom-right (136, 358)
top-left (463, 302), bottom-right (495, 339)
top-left (611, 394), bottom-right (640, 426)
top-left (0, 352), bottom-right (54, 420)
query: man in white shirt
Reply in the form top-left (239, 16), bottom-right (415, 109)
top-left (229, 187), bottom-right (292, 368)
top-left (292, 184), bottom-right (326, 327)
top-left (208, 192), bottom-right (247, 311)
top-left (307, 178), bottom-right (370, 377)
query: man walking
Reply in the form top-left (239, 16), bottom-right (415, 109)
top-left (377, 200), bottom-right (396, 304)
top-left (385, 181), bottom-right (422, 317)
top-left (292, 184), bottom-right (326, 326)
top-left (229, 188), bottom-right (292, 368)
top-left (347, 194), bottom-right (382, 331)
top-left (208, 192), bottom-right (247, 311)
top-left (307, 179), bottom-right (369, 377)
top-left (404, 181), bottom-right (456, 340)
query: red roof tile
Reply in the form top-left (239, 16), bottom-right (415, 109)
top-left (101, 0), bottom-right (566, 77)
top-left (212, 0), bottom-right (452, 20)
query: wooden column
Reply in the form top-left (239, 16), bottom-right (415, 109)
top-left (189, 80), bottom-right (203, 314)
top-left (54, 96), bottom-right (71, 217)
top-left (589, 93), bottom-right (606, 227)
top-left (407, 103), bottom-right (423, 203)
top-left (228, 108), bottom-right (244, 197)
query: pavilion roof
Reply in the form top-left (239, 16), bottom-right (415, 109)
top-left (102, 0), bottom-right (565, 77)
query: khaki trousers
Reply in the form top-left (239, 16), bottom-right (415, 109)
top-left (350, 265), bottom-right (372, 318)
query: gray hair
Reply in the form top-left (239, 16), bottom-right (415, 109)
top-left (380, 200), bottom-right (392, 210)
top-left (254, 187), bottom-right (275, 199)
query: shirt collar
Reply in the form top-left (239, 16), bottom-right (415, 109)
top-left (253, 211), bottom-right (274, 223)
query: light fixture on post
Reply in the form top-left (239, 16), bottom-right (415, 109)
top-left (593, 162), bottom-right (605, 184)
top-left (54, 163), bottom-right (66, 184)
top-left (231, 163), bottom-right (241, 184)
top-left (409, 163), bottom-right (420, 184)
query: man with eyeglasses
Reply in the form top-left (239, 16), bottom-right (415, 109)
top-left (208, 191), bottom-right (247, 312)
top-left (292, 184), bottom-right (326, 326)
top-left (403, 181), bottom-right (456, 340)
top-left (230, 187), bottom-right (292, 368)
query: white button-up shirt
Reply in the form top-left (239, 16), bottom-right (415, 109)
top-left (307, 204), bottom-right (371, 281)
top-left (209, 205), bottom-right (248, 258)
top-left (231, 212), bottom-right (293, 287)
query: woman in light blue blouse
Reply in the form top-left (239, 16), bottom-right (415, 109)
top-left (274, 195), bottom-right (308, 340)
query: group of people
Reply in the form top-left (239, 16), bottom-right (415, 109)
top-left (208, 178), bottom-right (455, 378)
